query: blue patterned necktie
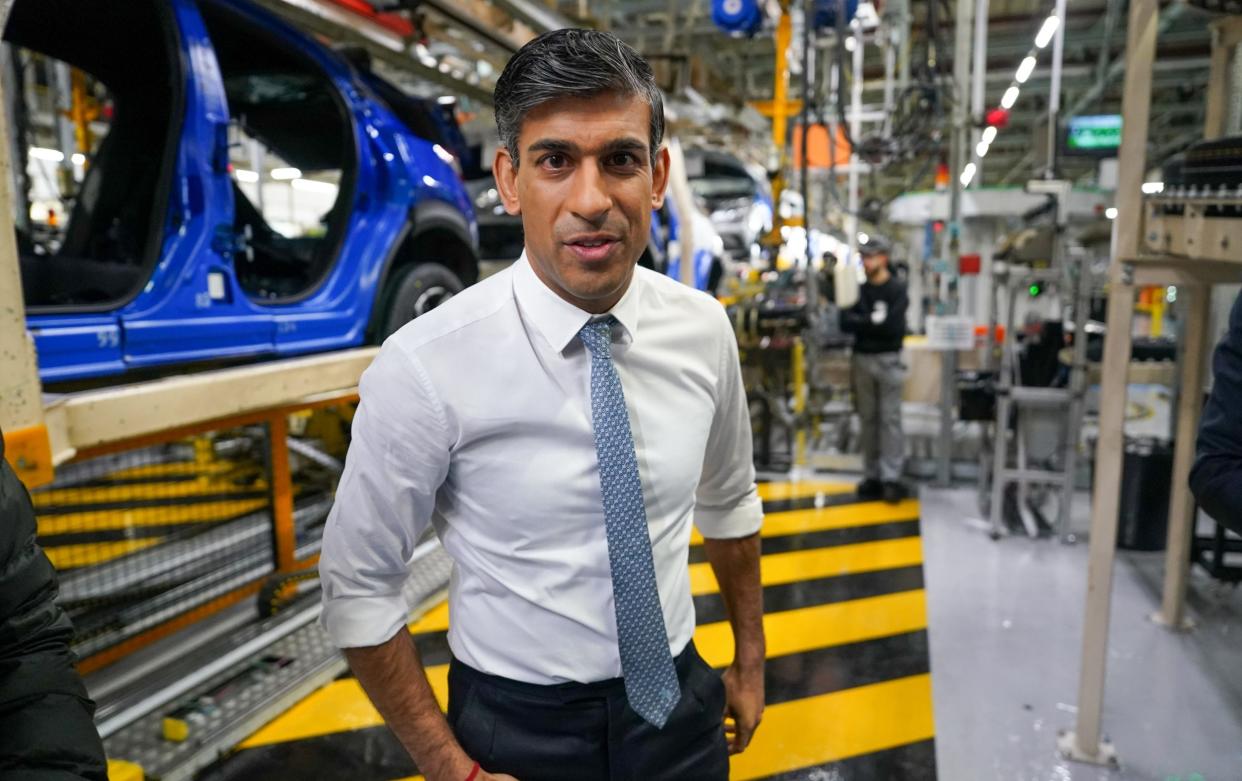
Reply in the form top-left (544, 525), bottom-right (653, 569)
top-left (579, 317), bottom-right (681, 728)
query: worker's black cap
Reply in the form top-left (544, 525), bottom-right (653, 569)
top-left (858, 236), bottom-right (891, 256)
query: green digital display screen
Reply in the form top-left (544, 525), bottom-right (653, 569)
top-left (1066, 114), bottom-right (1122, 151)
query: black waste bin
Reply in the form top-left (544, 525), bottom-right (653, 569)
top-left (1117, 437), bottom-right (1174, 551)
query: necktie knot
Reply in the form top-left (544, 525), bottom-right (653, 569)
top-left (579, 317), bottom-right (617, 358)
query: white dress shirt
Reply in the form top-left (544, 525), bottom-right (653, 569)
top-left (319, 254), bottom-right (763, 684)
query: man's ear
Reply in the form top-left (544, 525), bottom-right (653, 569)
top-left (650, 145), bottom-right (671, 210)
top-left (493, 147), bottom-right (522, 216)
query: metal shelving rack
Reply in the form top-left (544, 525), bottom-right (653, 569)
top-left (1060, 10), bottom-right (1242, 767)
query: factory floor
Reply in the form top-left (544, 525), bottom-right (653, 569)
top-left (192, 479), bottom-right (1242, 780)
top-left (922, 486), bottom-right (1242, 781)
top-left (198, 480), bottom-right (936, 780)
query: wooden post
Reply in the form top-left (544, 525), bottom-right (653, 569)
top-left (1059, 0), bottom-right (1159, 766)
top-left (1156, 283), bottom-right (1211, 630)
top-left (1203, 19), bottom-right (1242, 141)
top-left (0, 61), bottom-right (52, 488)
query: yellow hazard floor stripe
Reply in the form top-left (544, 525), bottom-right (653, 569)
top-left (695, 590), bottom-right (928, 667)
top-left (36, 498), bottom-right (271, 536)
top-left (44, 539), bottom-right (163, 570)
top-left (243, 586), bottom-right (925, 751)
top-left (690, 536), bottom-right (924, 596)
top-left (387, 672), bottom-right (934, 781)
top-left (691, 499), bottom-right (920, 545)
top-left (730, 674), bottom-right (936, 779)
top-left (756, 481), bottom-right (854, 502)
top-left (408, 601), bottom-right (451, 634)
top-left (31, 476), bottom-right (266, 508)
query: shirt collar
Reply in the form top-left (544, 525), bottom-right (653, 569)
top-left (512, 252), bottom-right (644, 355)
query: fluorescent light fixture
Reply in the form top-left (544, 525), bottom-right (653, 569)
top-left (432, 144), bottom-right (455, 165)
top-left (1001, 85), bottom-right (1020, 110)
top-left (1141, 181), bottom-right (1164, 194)
top-left (1015, 56), bottom-right (1037, 84)
top-left (961, 163), bottom-right (977, 187)
top-left (71, 153), bottom-right (86, 165)
top-left (270, 167), bottom-right (301, 180)
top-left (436, 95), bottom-right (456, 105)
top-left (291, 178), bottom-right (337, 194)
top-left (1035, 15), bottom-right (1061, 49)
top-left (233, 168), bottom-right (259, 183)
top-left (1105, 207), bottom-right (1118, 219)
top-left (981, 126), bottom-right (997, 145)
top-left (976, 141), bottom-right (990, 158)
top-left (858, 232), bottom-right (870, 244)
top-left (30, 147), bottom-right (65, 162)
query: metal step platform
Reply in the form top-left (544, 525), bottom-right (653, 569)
top-left (94, 541), bottom-right (452, 781)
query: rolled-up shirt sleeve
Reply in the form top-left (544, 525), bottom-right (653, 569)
top-left (694, 309), bottom-right (763, 539)
top-left (319, 340), bottom-right (452, 648)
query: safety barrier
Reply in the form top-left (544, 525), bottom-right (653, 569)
top-left (29, 395), bottom-right (357, 674)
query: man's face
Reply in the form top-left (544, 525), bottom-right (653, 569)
top-left (494, 92), bottom-right (670, 314)
top-left (863, 252), bottom-right (889, 280)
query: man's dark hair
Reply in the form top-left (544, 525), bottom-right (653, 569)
top-left (493, 28), bottom-right (664, 167)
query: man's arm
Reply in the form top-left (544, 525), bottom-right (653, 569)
top-left (703, 533), bottom-right (765, 754)
top-left (345, 632), bottom-right (477, 780)
top-left (694, 308), bottom-right (766, 753)
top-left (320, 345), bottom-right (512, 780)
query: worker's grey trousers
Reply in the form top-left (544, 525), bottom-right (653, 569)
top-left (852, 351), bottom-right (907, 482)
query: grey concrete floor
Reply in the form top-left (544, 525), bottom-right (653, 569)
top-left (919, 485), bottom-right (1242, 781)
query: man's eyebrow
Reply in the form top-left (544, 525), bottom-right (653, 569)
top-left (525, 138), bottom-right (648, 157)
top-left (527, 139), bottom-right (579, 156)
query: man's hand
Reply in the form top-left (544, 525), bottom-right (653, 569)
top-left (721, 661), bottom-right (764, 754)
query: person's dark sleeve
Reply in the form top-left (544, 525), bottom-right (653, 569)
top-left (0, 443), bottom-right (108, 780)
top-left (1190, 292), bottom-right (1242, 534)
top-left (839, 299), bottom-right (867, 333)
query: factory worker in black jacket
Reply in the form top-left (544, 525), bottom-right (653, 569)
top-left (1191, 291), bottom-right (1242, 534)
top-left (841, 239), bottom-right (909, 504)
top-left (0, 431), bottom-right (108, 780)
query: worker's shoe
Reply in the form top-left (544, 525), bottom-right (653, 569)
top-left (882, 481), bottom-right (907, 504)
top-left (857, 478), bottom-right (883, 500)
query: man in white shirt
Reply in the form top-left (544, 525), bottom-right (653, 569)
top-left (319, 28), bottom-right (765, 781)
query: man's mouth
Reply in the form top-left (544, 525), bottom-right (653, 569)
top-left (564, 234), bottom-right (621, 261)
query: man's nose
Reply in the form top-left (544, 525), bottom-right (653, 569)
top-left (566, 163), bottom-right (612, 223)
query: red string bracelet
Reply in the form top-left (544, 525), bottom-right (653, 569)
top-left (464, 761), bottom-right (481, 781)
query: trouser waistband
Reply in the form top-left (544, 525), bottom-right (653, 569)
top-left (448, 640), bottom-right (701, 705)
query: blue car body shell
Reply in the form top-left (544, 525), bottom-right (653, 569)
top-left (25, 0), bottom-right (476, 383)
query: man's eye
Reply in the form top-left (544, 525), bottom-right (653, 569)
top-left (540, 154), bottom-right (567, 169)
top-left (610, 153), bottom-right (639, 167)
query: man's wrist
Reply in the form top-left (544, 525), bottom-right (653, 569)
top-left (733, 641), bottom-right (766, 674)
top-left (426, 745), bottom-right (476, 781)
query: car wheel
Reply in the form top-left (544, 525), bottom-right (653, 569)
top-left (377, 263), bottom-right (462, 341)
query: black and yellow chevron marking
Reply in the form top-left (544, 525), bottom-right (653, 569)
top-left (31, 456), bottom-right (271, 570)
top-left (197, 482), bottom-right (935, 781)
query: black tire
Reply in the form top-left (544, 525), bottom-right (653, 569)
top-left (376, 262), bottom-right (463, 341)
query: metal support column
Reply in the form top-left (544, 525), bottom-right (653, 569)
top-left (1059, 0), bottom-right (1159, 765)
top-left (936, 0), bottom-right (973, 486)
top-left (846, 23), bottom-right (863, 262)
top-left (1044, 0), bottom-right (1067, 177)
top-left (970, 0), bottom-right (988, 184)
